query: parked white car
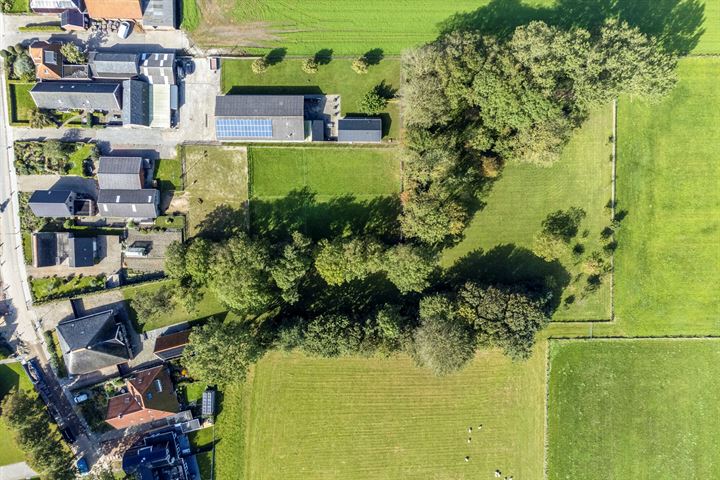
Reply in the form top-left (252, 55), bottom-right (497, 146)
top-left (118, 21), bottom-right (132, 39)
top-left (73, 393), bottom-right (89, 404)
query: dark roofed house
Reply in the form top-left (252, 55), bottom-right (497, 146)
top-left (56, 310), bottom-right (131, 375)
top-left (98, 156), bottom-right (145, 189)
top-left (106, 365), bottom-right (179, 429)
top-left (32, 232), bottom-right (97, 267)
top-left (61, 9), bottom-right (86, 31)
top-left (153, 330), bottom-right (190, 361)
top-left (215, 95), bottom-right (306, 142)
top-left (142, 0), bottom-right (176, 29)
top-left (338, 118), bottom-right (383, 143)
top-left (28, 190), bottom-right (76, 217)
top-left (122, 80), bottom-right (151, 126)
top-left (122, 428), bottom-right (198, 480)
top-left (89, 52), bottom-right (139, 79)
top-left (30, 82), bottom-right (121, 112)
top-left (97, 189), bottom-right (159, 219)
top-left (69, 236), bottom-right (96, 267)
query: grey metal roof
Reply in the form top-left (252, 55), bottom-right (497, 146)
top-left (28, 190), bottom-right (74, 217)
top-left (98, 157), bottom-right (143, 189)
top-left (89, 52), bottom-right (139, 79)
top-left (97, 189), bottom-right (159, 218)
top-left (62, 64), bottom-right (90, 79)
top-left (338, 118), bottom-right (383, 143)
top-left (143, 0), bottom-right (176, 29)
top-left (30, 0), bottom-right (81, 11)
top-left (61, 9), bottom-right (85, 27)
top-left (201, 390), bottom-right (215, 416)
top-left (139, 53), bottom-right (176, 85)
top-left (30, 81), bottom-right (121, 112)
top-left (56, 310), bottom-right (130, 375)
top-left (215, 95), bottom-right (304, 117)
top-left (122, 79), bottom-right (150, 126)
top-left (33, 232), bottom-right (69, 267)
top-left (68, 236), bottom-right (95, 267)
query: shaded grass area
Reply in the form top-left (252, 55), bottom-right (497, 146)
top-left (548, 339), bottom-right (720, 479)
top-left (248, 146), bottom-right (401, 240)
top-left (154, 159), bottom-right (183, 191)
top-left (154, 215), bottom-right (186, 230)
top-left (67, 143), bottom-right (95, 176)
top-left (221, 59), bottom-right (402, 139)
top-left (190, 0), bottom-right (713, 55)
top-left (122, 280), bottom-right (227, 332)
top-left (7, 82), bottom-right (34, 125)
top-left (195, 451), bottom-right (213, 480)
top-left (183, 145), bottom-right (248, 239)
top-left (443, 104), bottom-right (614, 321)
top-left (216, 348), bottom-right (546, 480)
top-left (0, 362), bottom-right (33, 466)
top-left (189, 427), bottom-right (215, 451)
top-left (30, 274), bottom-right (106, 302)
top-left (614, 58), bottom-right (720, 336)
top-left (22, 232), bottom-right (32, 265)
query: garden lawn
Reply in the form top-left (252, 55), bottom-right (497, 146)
top-left (183, 145), bottom-right (248, 238)
top-left (187, 0), bottom-right (715, 55)
top-left (122, 280), bottom-right (227, 332)
top-left (154, 159), bottom-right (183, 191)
top-left (8, 83), bottom-right (34, 124)
top-left (30, 274), bottom-right (106, 302)
top-left (613, 57), bottom-right (720, 336)
top-left (6, 0), bottom-right (29, 12)
top-left (67, 143), bottom-right (95, 176)
top-left (442, 104), bottom-right (614, 321)
top-left (0, 362), bottom-right (33, 466)
top-left (548, 339), bottom-right (720, 479)
top-left (215, 348), bottom-right (546, 480)
top-left (221, 59), bottom-right (401, 140)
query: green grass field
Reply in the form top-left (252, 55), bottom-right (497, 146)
top-left (0, 362), bottom-right (33, 466)
top-left (30, 274), bottom-right (105, 302)
top-left (154, 159), bottom-right (183, 191)
top-left (548, 339), bottom-right (720, 479)
top-left (443, 104), bottom-right (614, 321)
top-left (183, 145), bottom-right (248, 238)
top-left (8, 83), bottom-right (34, 125)
top-left (613, 57), bottom-right (720, 336)
top-left (67, 144), bottom-right (95, 176)
top-left (221, 58), bottom-right (402, 140)
top-left (187, 0), bottom-right (717, 55)
top-left (215, 348), bottom-right (545, 480)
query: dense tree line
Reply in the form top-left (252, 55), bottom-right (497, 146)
top-left (400, 19), bottom-right (676, 244)
top-left (0, 389), bottom-right (75, 479)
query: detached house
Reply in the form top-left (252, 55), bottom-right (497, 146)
top-left (97, 189), bottom-right (159, 219)
top-left (29, 42), bottom-right (63, 80)
top-left (105, 365), bottom-right (180, 429)
top-left (28, 190), bottom-right (77, 217)
top-left (30, 82), bottom-right (122, 113)
top-left (98, 156), bottom-right (146, 189)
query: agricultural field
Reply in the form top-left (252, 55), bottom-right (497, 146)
top-left (182, 145), bottom-right (249, 238)
top-left (221, 58), bottom-right (402, 140)
top-left (215, 348), bottom-right (546, 480)
top-left (442, 104), bottom-right (614, 321)
top-left (548, 339), bottom-right (720, 479)
top-left (248, 146), bottom-right (402, 239)
top-left (184, 0), bottom-right (716, 55)
top-left (613, 57), bottom-right (720, 336)
top-left (0, 362), bottom-right (33, 466)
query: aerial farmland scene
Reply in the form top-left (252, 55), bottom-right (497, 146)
top-left (0, 0), bottom-right (717, 479)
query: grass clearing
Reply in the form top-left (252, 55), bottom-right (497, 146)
top-left (8, 82), bottom-right (34, 124)
top-left (30, 274), bottom-right (106, 302)
top-left (548, 339), bottom-right (720, 479)
top-left (442, 104), bottom-right (614, 321)
top-left (183, 145), bottom-right (248, 238)
top-left (215, 348), bottom-right (546, 480)
top-left (154, 159), bottom-right (183, 192)
top-left (67, 143), bottom-right (95, 176)
top-left (614, 57), bottom-right (720, 336)
top-left (0, 362), bottom-right (33, 466)
top-left (122, 280), bottom-right (227, 332)
top-left (221, 58), bottom-right (402, 140)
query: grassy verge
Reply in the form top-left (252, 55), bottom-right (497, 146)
top-left (548, 339), bottom-right (720, 479)
top-left (442, 104), bottom-right (614, 321)
top-left (0, 362), bottom-right (33, 466)
top-left (217, 348), bottom-right (546, 479)
top-left (7, 82), bottom-right (34, 125)
top-left (122, 280), bottom-right (227, 332)
top-left (183, 145), bottom-right (248, 238)
top-left (154, 159), bottom-right (183, 191)
top-left (221, 58), bottom-right (402, 140)
top-left (180, 0), bottom-right (200, 31)
top-left (22, 232), bottom-right (32, 265)
top-left (155, 215), bottom-right (186, 230)
top-left (614, 57), bottom-right (720, 336)
top-left (43, 331), bottom-right (67, 378)
top-left (30, 274), bottom-right (106, 302)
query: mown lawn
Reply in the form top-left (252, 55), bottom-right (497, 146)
top-left (443, 104), bottom-right (614, 321)
top-left (183, 145), bottom-right (248, 238)
top-left (221, 58), bottom-right (402, 140)
top-left (0, 362), bottom-right (33, 466)
top-left (215, 348), bottom-right (546, 480)
top-left (67, 143), bottom-right (95, 176)
top-left (613, 57), bottom-right (720, 336)
top-left (30, 274), bottom-right (106, 302)
top-left (8, 82), bottom-right (34, 124)
top-left (154, 159), bottom-right (183, 191)
top-left (548, 339), bottom-right (720, 479)
top-left (122, 280), bottom-right (227, 332)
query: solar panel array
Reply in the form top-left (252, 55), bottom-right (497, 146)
top-left (216, 118), bottom-right (273, 138)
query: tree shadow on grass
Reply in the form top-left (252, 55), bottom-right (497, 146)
top-left (195, 204), bottom-right (247, 241)
top-left (363, 48), bottom-right (384, 65)
top-left (266, 47), bottom-right (287, 66)
top-left (445, 243), bottom-right (571, 313)
top-left (314, 48), bottom-right (333, 65)
top-left (438, 0), bottom-right (705, 55)
top-left (250, 188), bottom-right (401, 243)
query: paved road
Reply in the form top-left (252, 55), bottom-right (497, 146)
top-left (0, 461), bottom-right (37, 480)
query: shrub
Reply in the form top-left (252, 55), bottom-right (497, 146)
top-left (358, 88), bottom-right (388, 114)
top-left (352, 56), bottom-right (368, 74)
top-left (301, 57), bottom-right (318, 74)
top-left (12, 53), bottom-right (35, 81)
top-left (251, 57), bottom-right (268, 74)
top-left (60, 42), bottom-right (86, 64)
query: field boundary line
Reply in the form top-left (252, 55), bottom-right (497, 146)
top-left (543, 341), bottom-right (551, 480)
top-left (610, 98), bottom-right (618, 323)
top-left (549, 335), bottom-right (720, 343)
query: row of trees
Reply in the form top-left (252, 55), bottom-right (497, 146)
top-left (1, 389), bottom-right (75, 479)
top-left (399, 19), bottom-right (677, 245)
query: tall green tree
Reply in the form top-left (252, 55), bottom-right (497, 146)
top-left (270, 232), bottom-right (312, 304)
top-left (301, 314), bottom-right (363, 357)
top-left (383, 244), bottom-right (436, 293)
top-left (314, 237), bottom-right (384, 285)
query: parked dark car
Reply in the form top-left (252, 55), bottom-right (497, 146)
top-left (60, 427), bottom-right (76, 444)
